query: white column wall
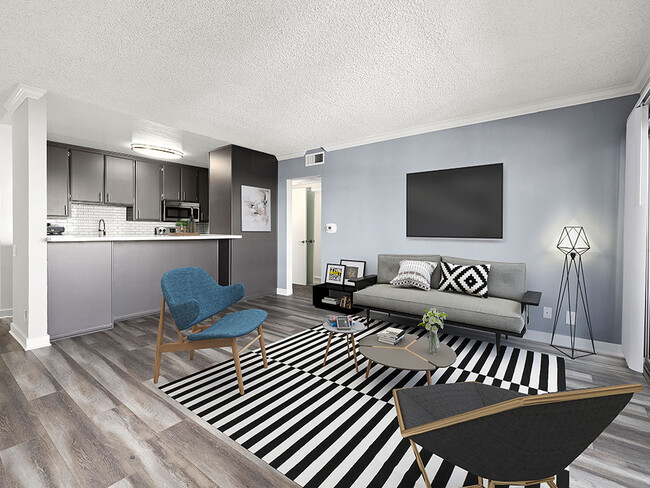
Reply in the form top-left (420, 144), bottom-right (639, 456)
top-left (6, 87), bottom-right (49, 350)
top-left (0, 124), bottom-right (12, 317)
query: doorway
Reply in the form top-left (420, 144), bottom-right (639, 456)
top-left (289, 177), bottom-right (322, 299)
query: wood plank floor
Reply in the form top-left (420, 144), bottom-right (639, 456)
top-left (0, 294), bottom-right (648, 488)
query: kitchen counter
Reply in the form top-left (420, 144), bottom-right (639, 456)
top-left (46, 233), bottom-right (241, 242)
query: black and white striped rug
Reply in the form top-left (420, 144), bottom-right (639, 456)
top-left (160, 318), bottom-right (567, 488)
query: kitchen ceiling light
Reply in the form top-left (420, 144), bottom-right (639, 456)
top-left (130, 144), bottom-right (183, 160)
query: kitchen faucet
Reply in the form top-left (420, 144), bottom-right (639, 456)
top-left (98, 219), bottom-right (106, 237)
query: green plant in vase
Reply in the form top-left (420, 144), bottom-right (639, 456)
top-left (419, 308), bottom-right (447, 354)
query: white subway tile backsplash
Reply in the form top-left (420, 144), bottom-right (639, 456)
top-left (48, 203), bottom-right (208, 237)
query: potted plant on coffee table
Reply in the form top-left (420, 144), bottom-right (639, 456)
top-left (419, 308), bottom-right (447, 354)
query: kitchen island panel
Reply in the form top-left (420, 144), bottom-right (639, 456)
top-left (48, 242), bottom-right (113, 340)
top-left (112, 241), bottom-right (218, 320)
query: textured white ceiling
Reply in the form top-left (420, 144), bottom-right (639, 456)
top-left (1, 1), bottom-right (649, 160)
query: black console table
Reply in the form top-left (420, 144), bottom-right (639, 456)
top-left (312, 275), bottom-right (377, 314)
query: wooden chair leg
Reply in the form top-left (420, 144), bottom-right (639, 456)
top-left (409, 440), bottom-right (431, 488)
top-left (547, 478), bottom-right (558, 488)
top-left (153, 297), bottom-right (165, 384)
top-left (231, 338), bottom-right (245, 395)
top-left (189, 325), bottom-right (196, 360)
top-left (258, 325), bottom-right (268, 368)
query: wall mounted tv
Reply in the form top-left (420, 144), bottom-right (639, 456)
top-left (406, 163), bottom-right (503, 239)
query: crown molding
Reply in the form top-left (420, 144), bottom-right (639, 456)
top-left (277, 83), bottom-right (638, 161)
top-left (3, 84), bottom-right (47, 115)
top-left (634, 48), bottom-right (650, 105)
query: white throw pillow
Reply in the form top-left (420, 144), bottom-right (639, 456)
top-left (390, 260), bottom-right (437, 291)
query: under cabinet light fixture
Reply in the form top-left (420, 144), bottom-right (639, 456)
top-left (130, 144), bottom-right (183, 160)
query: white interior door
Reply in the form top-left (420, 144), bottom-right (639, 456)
top-left (622, 104), bottom-right (649, 372)
top-left (292, 188), bottom-right (307, 286)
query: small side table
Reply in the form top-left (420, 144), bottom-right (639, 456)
top-left (322, 320), bottom-right (366, 372)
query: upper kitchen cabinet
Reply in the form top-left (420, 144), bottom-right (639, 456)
top-left (162, 164), bottom-right (181, 201)
top-left (105, 156), bottom-right (135, 205)
top-left (47, 145), bottom-right (70, 217)
top-left (70, 149), bottom-right (104, 203)
top-left (181, 166), bottom-right (199, 202)
top-left (198, 168), bottom-right (209, 222)
top-left (134, 160), bottom-right (161, 221)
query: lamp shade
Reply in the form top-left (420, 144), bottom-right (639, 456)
top-left (557, 226), bottom-right (590, 255)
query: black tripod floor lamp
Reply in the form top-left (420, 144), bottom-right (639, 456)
top-left (551, 226), bottom-right (596, 359)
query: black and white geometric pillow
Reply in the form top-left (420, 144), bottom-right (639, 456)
top-left (439, 262), bottom-right (491, 298)
top-left (390, 260), bottom-right (437, 291)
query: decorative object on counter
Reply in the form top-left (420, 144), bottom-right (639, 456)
top-left (130, 143), bottom-right (183, 160)
top-left (154, 226), bottom-right (168, 235)
top-left (551, 226), bottom-right (596, 359)
top-left (340, 259), bottom-right (366, 286)
top-left (419, 307), bottom-right (448, 354)
top-left (241, 185), bottom-right (271, 232)
top-left (155, 267), bottom-right (269, 395)
top-left (46, 223), bottom-right (65, 235)
top-left (325, 263), bottom-right (346, 285)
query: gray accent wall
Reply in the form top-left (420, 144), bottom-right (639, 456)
top-left (278, 95), bottom-right (637, 345)
top-left (210, 145), bottom-right (278, 298)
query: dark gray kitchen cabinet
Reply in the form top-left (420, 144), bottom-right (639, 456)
top-left (47, 145), bottom-right (70, 217)
top-left (198, 168), bottom-right (209, 222)
top-left (162, 164), bottom-right (181, 201)
top-left (181, 166), bottom-right (199, 202)
top-left (135, 161), bottom-right (161, 221)
top-left (105, 156), bottom-right (135, 205)
top-left (70, 149), bottom-right (104, 203)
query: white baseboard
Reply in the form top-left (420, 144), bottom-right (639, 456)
top-left (276, 287), bottom-right (293, 296)
top-left (524, 329), bottom-right (623, 358)
top-left (0, 308), bottom-right (12, 318)
top-left (9, 322), bottom-right (51, 350)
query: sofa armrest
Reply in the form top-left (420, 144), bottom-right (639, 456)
top-left (521, 291), bottom-right (542, 307)
top-left (350, 274), bottom-right (377, 290)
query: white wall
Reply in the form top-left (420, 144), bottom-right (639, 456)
top-left (0, 124), bottom-right (12, 317)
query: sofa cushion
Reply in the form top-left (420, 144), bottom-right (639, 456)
top-left (353, 284), bottom-right (525, 334)
top-left (390, 260), bottom-right (437, 291)
top-left (378, 254), bottom-right (442, 287)
top-left (439, 262), bottom-right (491, 298)
top-left (443, 256), bottom-right (526, 302)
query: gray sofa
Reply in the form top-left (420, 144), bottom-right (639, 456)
top-left (353, 254), bottom-right (541, 351)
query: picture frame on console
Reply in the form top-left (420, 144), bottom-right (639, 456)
top-left (325, 263), bottom-right (346, 285)
top-left (340, 259), bottom-right (366, 286)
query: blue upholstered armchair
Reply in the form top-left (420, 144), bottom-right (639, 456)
top-left (154, 267), bottom-right (268, 394)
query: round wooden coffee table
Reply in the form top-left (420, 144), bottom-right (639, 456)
top-left (359, 333), bottom-right (456, 384)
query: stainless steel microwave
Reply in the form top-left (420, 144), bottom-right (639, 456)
top-left (162, 201), bottom-right (200, 222)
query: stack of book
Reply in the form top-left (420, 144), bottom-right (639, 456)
top-left (377, 327), bottom-right (406, 345)
top-left (322, 297), bottom-right (340, 306)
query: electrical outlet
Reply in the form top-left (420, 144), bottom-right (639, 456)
top-left (543, 307), bottom-right (552, 319)
top-left (565, 311), bottom-right (576, 325)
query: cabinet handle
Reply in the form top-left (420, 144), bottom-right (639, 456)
top-left (200, 212), bottom-right (204, 221)
top-left (177, 191), bottom-right (180, 200)
top-left (64, 204), bottom-right (67, 216)
top-left (184, 192), bottom-right (186, 200)
top-left (106, 193), bottom-right (110, 203)
top-left (137, 209), bottom-right (140, 219)
top-left (99, 191), bottom-right (102, 202)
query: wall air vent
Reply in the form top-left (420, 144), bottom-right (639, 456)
top-left (305, 151), bottom-right (325, 167)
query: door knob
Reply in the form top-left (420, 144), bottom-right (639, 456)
top-left (299, 240), bottom-right (306, 244)
top-left (307, 239), bottom-right (316, 243)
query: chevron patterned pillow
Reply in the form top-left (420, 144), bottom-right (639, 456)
top-left (390, 260), bottom-right (437, 291)
top-left (439, 261), bottom-right (491, 298)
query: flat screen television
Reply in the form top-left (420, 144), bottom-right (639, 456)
top-left (406, 163), bottom-right (503, 239)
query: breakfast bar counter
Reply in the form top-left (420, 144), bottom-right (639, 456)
top-left (47, 234), bottom-right (241, 340)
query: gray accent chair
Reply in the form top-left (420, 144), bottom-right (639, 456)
top-left (393, 382), bottom-right (643, 488)
top-left (353, 254), bottom-right (541, 352)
